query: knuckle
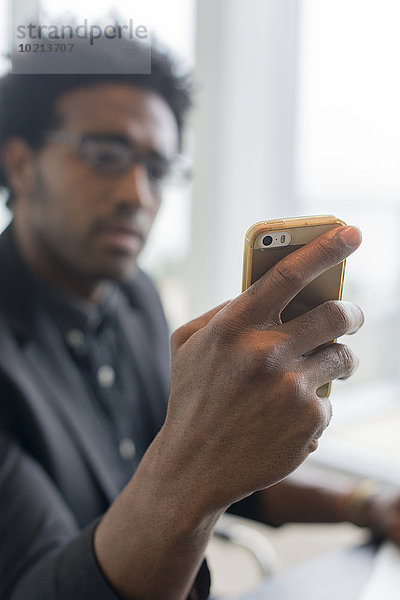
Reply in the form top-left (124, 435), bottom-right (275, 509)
top-left (208, 314), bottom-right (235, 343)
top-left (333, 343), bottom-right (356, 375)
top-left (170, 325), bottom-right (186, 350)
top-left (282, 371), bottom-right (308, 400)
top-left (249, 345), bottom-right (270, 373)
top-left (308, 439), bottom-right (320, 453)
top-left (258, 334), bottom-right (290, 373)
top-left (269, 262), bottom-right (303, 292)
top-left (314, 233), bottom-right (338, 260)
top-left (307, 396), bottom-right (332, 431)
top-left (263, 339), bottom-right (283, 368)
top-left (322, 300), bottom-right (353, 335)
top-left (241, 336), bottom-right (281, 377)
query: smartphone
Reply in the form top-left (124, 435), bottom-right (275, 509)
top-left (242, 215), bottom-right (346, 397)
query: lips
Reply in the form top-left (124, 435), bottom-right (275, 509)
top-left (95, 222), bottom-right (145, 254)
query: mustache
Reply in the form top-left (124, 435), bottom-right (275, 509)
top-left (90, 207), bottom-right (152, 238)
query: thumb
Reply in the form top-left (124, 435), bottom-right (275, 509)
top-left (171, 301), bottom-right (231, 351)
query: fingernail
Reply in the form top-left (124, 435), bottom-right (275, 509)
top-left (339, 226), bottom-right (362, 247)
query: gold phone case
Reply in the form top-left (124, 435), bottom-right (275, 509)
top-left (242, 215), bottom-right (346, 397)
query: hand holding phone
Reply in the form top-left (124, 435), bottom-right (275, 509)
top-left (166, 224), bottom-right (363, 509)
top-left (242, 215), bottom-right (348, 397)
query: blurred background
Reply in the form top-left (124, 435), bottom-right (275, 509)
top-left (2, 0), bottom-right (400, 595)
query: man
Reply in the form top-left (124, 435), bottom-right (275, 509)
top-left (0, 36), bottom-right (394, 600)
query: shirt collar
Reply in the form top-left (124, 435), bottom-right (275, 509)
top-left (33, 276), bottom-right (119, 335)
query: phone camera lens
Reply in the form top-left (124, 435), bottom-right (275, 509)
top-left (263, 235), bottom-right (273, 246)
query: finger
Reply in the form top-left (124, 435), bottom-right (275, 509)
top-left (280, 300), bottom-right (364, 357)
top-left (230, 226), bottom-right (362, 328)
top-left (171, 301), bottom-right (230, 351)
top-left (301, 342), bottom-right (359, 388)
top-left (308, 395), bottom-right (333, 452)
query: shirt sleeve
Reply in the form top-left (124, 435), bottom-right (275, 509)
top-left (228, 491), bottom-right (264, 523)
top-left (0, 434), bottom-right (210, 600)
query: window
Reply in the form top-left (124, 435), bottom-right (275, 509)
top-left (295, 0), bottom-right (400, 478)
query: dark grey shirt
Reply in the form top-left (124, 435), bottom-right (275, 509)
top-left (0, 224), bottom-right (210, 600)
top-left (33, 279), bottom-right (154, 493)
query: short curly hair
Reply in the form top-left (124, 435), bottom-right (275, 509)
top-left (0, 36), bottom-right (193, 204)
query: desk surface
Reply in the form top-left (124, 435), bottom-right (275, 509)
top-left (236, 544), bottom-right (377, 600)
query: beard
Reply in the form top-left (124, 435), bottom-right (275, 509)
top-left (16, 167), bottom-right (145, 300)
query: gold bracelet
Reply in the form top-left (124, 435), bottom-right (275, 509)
top-left (343, 479), bottom-right (380, 527)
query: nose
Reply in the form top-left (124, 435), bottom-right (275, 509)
top-left (111, 163), bottom-right (158, 210)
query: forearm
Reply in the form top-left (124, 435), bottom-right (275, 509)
top-left (257, 476), bottom-right (347, 527)
top-left (2, 426), bottom-right (215, 600)
top-left (94, 429), bottom-right (223, 600)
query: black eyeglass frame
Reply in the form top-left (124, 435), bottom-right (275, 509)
top-left (43, 130), bottom-right (192, 186)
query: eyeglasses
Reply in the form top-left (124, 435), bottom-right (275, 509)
top-left (44, 131), bottom-right (192, 187)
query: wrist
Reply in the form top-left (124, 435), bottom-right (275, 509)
top-left (94, 431), bottom-right (222, 600)
top-left (139, 427), bottom-right (226, 531)
top-left (335, 479), bottom-right (381, 527)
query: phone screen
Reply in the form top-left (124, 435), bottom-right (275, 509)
top-left (243, 218), bottom-right (346, 397)
top-left (251, 245), bottom-right (345, 323)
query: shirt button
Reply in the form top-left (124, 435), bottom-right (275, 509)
top-left (65, 329), bottom-right (85, 348)
top-left (119, 438), bottom-right (136, 460)
top-left (97, 365), bottom-right (115, 387)
top-left (87, 312), bottom-right (101, 329)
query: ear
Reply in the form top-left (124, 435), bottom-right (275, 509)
top-left (1, 137), bottom-right (36, 200)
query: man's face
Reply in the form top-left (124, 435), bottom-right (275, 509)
top-left (14, 83), bottom-right (179, 282)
